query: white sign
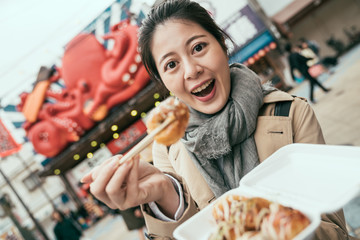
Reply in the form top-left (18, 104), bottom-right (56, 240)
top-left (70, 146), bottom-right (113, 181)
top-left (196, 0), bottom-right (247, 25)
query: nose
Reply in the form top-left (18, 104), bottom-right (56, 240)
top-left (183, 58), bottom-right (203, 80)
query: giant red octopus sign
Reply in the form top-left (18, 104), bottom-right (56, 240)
top-left (17, 19), bottom-right (150, 157)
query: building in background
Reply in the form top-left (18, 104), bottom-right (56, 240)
top-left (0, 0), bottom-right (161, 239)
top-left (0, 118), bottom-right (62, 239)
top-left (261, 0), bottom-right (360, 58)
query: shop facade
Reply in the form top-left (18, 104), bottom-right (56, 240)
top-left (270, 0), bottom-right (360, 58)
top-left (0, 0), bottom-right (166, 238)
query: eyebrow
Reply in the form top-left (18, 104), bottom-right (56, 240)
top-left (158, 34), bottom-right (207, 65)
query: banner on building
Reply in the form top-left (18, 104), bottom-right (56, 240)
top-left (0, 119), bottom-right (21, 157)
top-left (107, 119), bottom-right (147, 155)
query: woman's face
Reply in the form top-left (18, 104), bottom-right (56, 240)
top-left (151, 20), bottom-right (231, 114)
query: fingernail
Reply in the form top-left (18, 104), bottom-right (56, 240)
top-left (126, 159), bottom-right (134, 167)
top-left (109, 158), bottom-right (118, 168)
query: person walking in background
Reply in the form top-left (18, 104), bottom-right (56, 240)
top-left (300, 40), bottom-right (319, 67)
top-left (285, 42), bottom-right (330, 103)
top-left (52, 210), bottom-right (83, 240)
top-left (63, 208), bottom-right (83, 230)
top-left (299, 37), bottom-right (320, 56)
top-left (300, 38), bottom-right (335, 77)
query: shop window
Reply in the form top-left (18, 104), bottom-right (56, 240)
top-left (22, 171), bottom-right (42, 192)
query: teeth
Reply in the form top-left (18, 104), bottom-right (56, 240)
top-left (192, 79), bottom-right (213, 93)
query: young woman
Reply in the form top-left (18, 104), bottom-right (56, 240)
top-left (82, 0), bottom-right (351, 239)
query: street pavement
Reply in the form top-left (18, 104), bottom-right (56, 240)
top-left (81, 214), bottom-right (141, 240)
top-left (81, 44), bottom-right (360, 240)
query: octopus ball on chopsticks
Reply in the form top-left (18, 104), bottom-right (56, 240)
top-left (146, 97), bottom-right (190, 146)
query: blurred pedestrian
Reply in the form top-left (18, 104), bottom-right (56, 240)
top-left (299, 37), bottom-right (320, 55)
top-left (52, 210), bottom-right (82, 240)
top-left (63, 208), bottom-right (85, 230)
top-left (300, 40), bottom-right (319, 67)
top-left (285, 42), bottom-right (330, 103)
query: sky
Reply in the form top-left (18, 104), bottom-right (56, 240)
top-left (0, 0), bottom-right (116, 103)
top-left (0, 0), bottom-right (288, 105)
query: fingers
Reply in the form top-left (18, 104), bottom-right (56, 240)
top-left (81, 154), bottom-right (143, 210)
top-left (106, 157), bottom-right (137, 209)
top-left (125, 156), bottom-right (141, 202)
top-left (89, 156), bottom-right (122, 208)
top-left (80, 170), bottom-right (95, 184)
top-left (80, 157), bottom-right (116, 183)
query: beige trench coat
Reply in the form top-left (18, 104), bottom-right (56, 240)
top-left (142, 91), bottom-right (353, 240)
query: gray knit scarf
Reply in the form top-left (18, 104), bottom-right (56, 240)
top-left (181, 63), bottom-right (275, 197)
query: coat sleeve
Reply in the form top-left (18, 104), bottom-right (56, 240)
top-left (140, 142), bottom-right (199, 239)
top-left (150, 141), bottom-right (177, 174)
top-left (291, 98), bottom-right (352, 240)
top-left (141, 172), bottom-right (199, 240)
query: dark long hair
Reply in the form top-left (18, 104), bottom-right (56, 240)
top-left (138, 0), bottom-right (231, 85)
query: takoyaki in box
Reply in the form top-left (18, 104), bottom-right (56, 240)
top-left (174, 143), bottom-right (360, 240)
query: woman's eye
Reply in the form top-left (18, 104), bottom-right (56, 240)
top-left (193, 43), bottom-right (206, 53)
top-left (166, 61), bottom-right (176, 70)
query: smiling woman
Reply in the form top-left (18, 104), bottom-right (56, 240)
top-left (150, 20), bottom-right (231, 114)
top-left (82, 1), bottom-right (352, 239)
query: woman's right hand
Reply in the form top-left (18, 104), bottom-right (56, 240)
top-left (81, 155), bottom-right (180, 217)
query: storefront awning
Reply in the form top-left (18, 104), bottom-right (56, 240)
top-left (229, 30), bottom-right (275, 64)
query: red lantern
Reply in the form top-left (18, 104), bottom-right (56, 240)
top-left (248, 57), bottom-right (255, 65)
top-left (269, 42), bottom-right (277, 49)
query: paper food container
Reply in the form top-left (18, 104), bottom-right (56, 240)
top-left (173, 143), bottom-right (360, 240)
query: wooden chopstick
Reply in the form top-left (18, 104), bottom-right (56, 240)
top-left (118, 116), bottom-right (175, 165)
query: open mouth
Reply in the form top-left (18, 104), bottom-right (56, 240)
top-left (191, 79), bottom-right (215, 97)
